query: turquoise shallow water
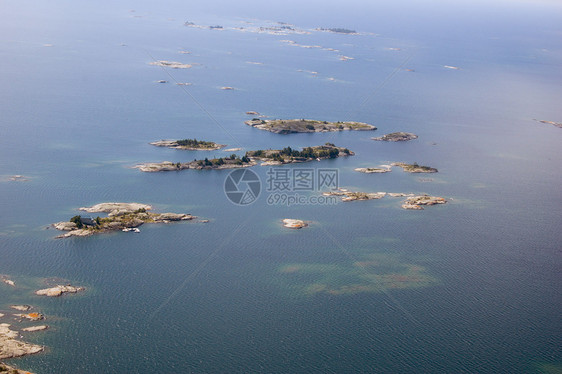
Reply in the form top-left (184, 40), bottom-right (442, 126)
top-left (1, 0), bottom-right (561, 373)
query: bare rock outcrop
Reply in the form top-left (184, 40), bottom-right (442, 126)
top-left (35, 285), bottom-right (85, 297)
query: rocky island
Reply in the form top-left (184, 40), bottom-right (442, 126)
top-left (316, 27), bottom-right (358, 34)
top-left (135, 154), bottom-right (256, 172)
top-left (6, 175), bottom-right (30, 182)
top-left (372, 132), bottom-right (418, 141)
top-left (52, 203), bottom-right (195, 238)
top-left (149, 60), bottom-right (192, 69)
top-left (324, 190), bottom-right (387, 202)
top-left (391, 162), bottom-right (438, 173)
top-left (150, 138), bottom-right (226, 151)
top-left (401, 195), bottom-right (447, 210)
top-left (245, 118), bottom-right (376, 134)
top-left (35, 285), bottom-right (84, 297)
top-left (282, 219), bottom-right (308, 229)
top-left (246, 143), bottom-right (353, 165)
top-left (533, 119), bottom-right (562, 129)
top-left (1, 322), bottom-right (43, 372)
top-left (1, 276), bottom-right (15, 287)
top-left (323, 189), bottom-right (447, 209)
top-left (354, 166), bottom-right (391, 174)
top-left (1, 278), bottom-right (85, 373)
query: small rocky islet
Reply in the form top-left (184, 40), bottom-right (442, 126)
top-left (354, 167), bottom-right (391, 174)
top-left (372, 132), bottom-right (418, 141)
top-left (52, 203), bottom-right (195, 238)
top-left (391, 162), bottom-right (438, 173)
top-left (149, 60), bottom-right (192, 69)
top-left (355, 162), bottom-right (437, 174)
top-left (282, 219), bottom-right (308, 229)
top-left (533, 119), bottom-right (562, 129)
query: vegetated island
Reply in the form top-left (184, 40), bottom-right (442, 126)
top-left (391, 162), bottom-right (438, 173)
top-left (323, 189), bottom-right (446, 210)
top-left (316, 27), bottom-right (358, 34)
top-left (150, 138), bottom-right (226, 151)
top-left (533, 119), bottom-right (562, 129)
top-left (246, 143), bottom-right (353, 165)
top-left (372, 132), bottom-right (418, 141)
top-left (134, 154), bottom-right (256, 172)
top-left (52, 203), bottom-right (195, 238)
top-left (135, 144), bottom-right (353, 171)
top-left (245, 118), bottom-right (376, 134)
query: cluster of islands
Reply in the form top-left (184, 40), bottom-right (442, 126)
top-left (24, 116), bottom-right (442, 374)
top-left (44, 116), bottom-right (444, 240)
top-left (135, 120), bottom-right (424, 173)
top-left (324, 189), bottom-right (446, 210)
top-left (35, 116), bottom-right (445, 241)
top-left (1, 276), bottom-right (85, 374)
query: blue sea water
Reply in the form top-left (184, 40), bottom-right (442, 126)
top-left (1, 0), bottom-right (561, 373)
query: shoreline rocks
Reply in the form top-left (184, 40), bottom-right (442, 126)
top-left (372, 132), bottom-right (418, 141)
top-left (0, 323), bottom-right (44, 360)
top-left (1, 278), bottom-right (78, 373)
